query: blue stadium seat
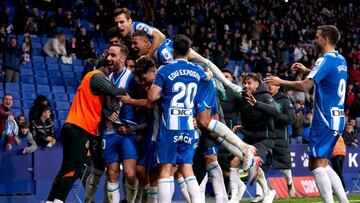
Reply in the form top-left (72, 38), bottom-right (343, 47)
top-left (32, 43), bottom-right (42, 49)
top-left (34, 70), bottom-right (48, 77)
top-left (33, 62), bottom-right (46, 70)
top-left (5, 90), bottom-right (21, 99)
top-left (22, 100), bottom-right (34, 109)
top-left (21, 63), bottom-right (32, 68)
top-left (62, 71), bottom-right (75, 79)
top-left (20, 69), bottom-right (34, 76)
top-left (21, 84), bottom-right (36, 92)
top-left (32, 48), bottom-right (43, 56)
top-left (32, 56), bottom-right (44, 63)
top-left (20, 76), bottom-right (35, 84)
top-left (64, 78), bottom-right (78, 87)
top-left (46, 57), bottom-right (59, 64)
top-left (5, 83), bottom-right (20, 91)
top-left (41, 36), bottom-right (49, 45)
top-left (48, 70), bottom-right (62, 78)
top-left (55, 101), bottom-right (70, 110)
top-left (60, 64), bottom-right (73, 72)
top-left (36, 84), bottom-right (51, 93)
top-left (49, 78), bottom-right (64, 86)
top-left (52, 86), bottom-right (66, 93)
top-left (73, 65), bottom-right (83, 72)
top-left (72, 59), bottom-right (83, 66)
top-left (17, 35), bottom-right (24, 43)
top-left (66, 87), bottom-right (78, 94)
top-left (12, 99), bottom-right (22, 108)
top-left (53, 93), bottom-right (68, 101)
top-left (57, 110), bottom-right (68, 120)
top-left (69, 93), bottom-right (75, 102)
top-left (47, 64), bottom-right (60, 71)
top-left (30, 36), bottom-right (41, 43)
top-left (22, 91), bottom-right (37, 100)
top-left (34, 76), bottom-right (49, 85)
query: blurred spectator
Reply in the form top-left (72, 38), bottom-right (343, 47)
top-left (44, 18), bottom-right (58, 38)
top-left (349, 63), bottom-right (360, 85)
top-left (21, 35), bottom-right (33, 64)
top-left (51, 7), bottom-right (64, 27)
top-left (345, 84), bottom-right (355, 110)
top-left (23, 17), bottom-right (38, 35)
top-left (43, 32), bottom-right (67, 57)
top-left (29, 95), bottom-right (55, 124)
top-left (292, 74), bottom-right (310, 104)
top-left (291, 100), bottom-right (305, 144)
top-left (0, 94), bottom-right (16, 150)
top-left (75, 27), bottom-right (95, 59)
top-left (63, 10), bottom-right (75, 28)
top-left (343, 124), bottom-right (358, 148)
top-left (66, 37), bottom-right (77, 58)
top-left (30, 105), bottom-right (56, 148)
top-left (349, 93), bottom-right (360, 119)
top-left (0, 25), bottom-right (7, 57)
top-left (302, 111), bottom-right (312, 144)
top-left (93, 4), bottom-right (108, 37)
top-left (16, 114), bottom-right (27, 125)
top-left (2, 37), bottom-right (22, 83)
top-left (18, 122), bottom-right (38, 154)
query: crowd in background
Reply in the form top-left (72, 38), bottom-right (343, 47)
top-left (0, 0), bottom-right (359, 146)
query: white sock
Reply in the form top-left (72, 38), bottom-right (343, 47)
top-left (185, 176), bottom-right (202, 203)
top-left (229, 168), bottom-right (240, 202)
top-left (206, 59), bottom-right (234, 88)
top-left (256, 168), bottom-right (270, 195)
top-left (135, 183), bottom-right (149, 203)
top-left (158, 178), bottom-right (172, 203)
top-left (148, 186), bottom-right (158, 203)
top-left (325, 165), bottom-right (349, 203)
top-left (177, 176), bottom-right (191, 202)
top-left (199, 174), bottom-right (208, 203)
top-left (280, 169), bottom-right (293, 185)
top-left (169, 176), bottom-right (175, 197)
top-left (107, 182), bottom-right (120, 203)
top-left (125, 180), bottom-right (138, 203)
top-left (255, 181), bottom-right (263, 197)
top-left (45, 201), bottom-right (54, 203)
top-left (311, 167), bottom-right (334, 203)
top-left (216, 137), bottom-right (244, 160)
top-left (208, 119), bottom-right (247, 155)
top-left (85, 168), bottom-right (104, 202)
top-left (206, 161), bottom-right (228, 202)
top-left (53, 199), bottom-right (64, 203)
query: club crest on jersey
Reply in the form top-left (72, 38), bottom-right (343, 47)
top-left (312, 58), bottom-right (325, 71)
top-left (173, 133), bottom-right (193, 144)
top-left (337, 65), bottom-right (347, 73)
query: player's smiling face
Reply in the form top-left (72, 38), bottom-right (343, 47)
top-left (114, 13), bottom-right (132, 37)
top-left (106, 46), bottom-right (126, 72)
top-left (243, 78), bottom-right (259, 94)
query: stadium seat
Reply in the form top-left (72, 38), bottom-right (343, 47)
top-left (53, 93), bottom-right (68, 101)
top-left (64, 78), bottom-right (78, 87)
top-left (5, 83), bottom-right (20, 91)
top-left (21, 84), bottom-right (36, 92)
top-left (46, 57), bottom-right (59, 64)
top-left (52, 86), bottom-right (66, 93)
top-left (34, 76), bottom-right (49, 85)
top-left (22, 91), bottom-right (37, 100)
top-left (5, 90), bottom-right (20, 99)
top-left (47, 64), bottom-right (60, 71)
top-left (72, 59), bottom-right (83, 66)
top-left (62, 71), bottom-right (75, 79)
top-left (34, 70), bottom-right (48, 77)
top-left (60, 64), bottom-right (73, 72)
top-left (22, 100), bottom-right (34, 109)
top-left (57, 110), bottom-right (68, 120)
top-left (69, 93), bottom-right (75, 102)
top-left (21, 76), bottom-right (35, 84)
top-left (32, 48), bottom-right (43, 56)
top-left (12, 99), bottom-right (22, 108)
top-left (36, 84), bottom-right (51, 93)
top-left (12, 108), bottom-right (22, 116)
top-left (32, 43), bottom-right (42, 49)
top-left (73, 65), bottom-right (83, 72)
top-left (66, 87), bottom-right (78, 94)
top-left (32, 56), bottom-right (44, 63)
top-left (20, 69), bottom-right (34, 76)
top-left (49, 78), bottom-right (64, 86)
top-left (55, 101), bottom-right (70, 110)
top-left (48, 70), bottom-right (62, 78)
top-left (30, 36), bottom-right (41, 43)
top-left (33, 62), bottom-right (46, 70)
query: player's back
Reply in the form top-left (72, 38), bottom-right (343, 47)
top-left (154, 59), bottom-right (207, 130)
top-left (308, 50), bottom-right (347, 131)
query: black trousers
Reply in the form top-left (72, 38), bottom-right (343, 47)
top-left (47, 123), bottom-right (91, 201)
top-left (331, 155), bottom-right (346, 190)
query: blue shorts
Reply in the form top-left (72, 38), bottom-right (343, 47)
top-left (103, 133), bottom-right (138, 164)
top-left (137, 137), bottom-right (158, 173)
top-left (307, 125), bottom-right (340, 158)
top-left (156, 126), bottom-right (196, 165)
top-left (196, 80), bottom-right (218, 116)
top-left (203, 146), bottom-right (218, 156)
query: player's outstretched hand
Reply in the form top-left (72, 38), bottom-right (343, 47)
top-left (291, 62), bottom-right (309, 74)
top-left (264, 76), bottom-right (282, 86)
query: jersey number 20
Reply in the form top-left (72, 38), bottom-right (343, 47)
top-left (171, 82), bottom-right (197, 109)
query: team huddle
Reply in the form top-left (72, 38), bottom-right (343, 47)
top-left (45, 7), bottom-right (349, 203)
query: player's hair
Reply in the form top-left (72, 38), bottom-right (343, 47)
top-left (113, 7), bottom-right (131, 19)
top-left (105, 27), bottom-right (122, 41)
top-left (317, 25), bottom-right (341, 45)
top-left (109, 44), bottom-right (129, 57)
top-left (173, 34), bottom-right (191, 57)
top-left (243, 72), bottom-right (262, 84)
top-left (132, 30), bottom-right (150, 40)
top-left (134, 57), bottom-right (156, 76)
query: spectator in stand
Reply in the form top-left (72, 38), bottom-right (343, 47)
top-left (62, 11), bottom-right (75, 28)
top-left (75, 27), bottom-right (95, 60)
top-left (292, 74), bottom-right (310, 104)
top-left (302, 111), bottom-right (313, 144)
top-left (349, 63), bottom-right (360, 85)
top-left (43, 33), bottom-right (67, 57)
top-left (331, 136), bottom-right (347, 193)
top-left (30, 105), bottom-right (56, 148)
top-left (66, 37), bottom-right (77, 59)
top-left (292, 100), bottom-right (305, 144)
top-left (29, 95), bottom-right (55, 124)
top-left (0, 25), bottom-right (7, 57)
top-left (23, 17), bottom-right (38, 36)
top-left (349, 93), bottom-right (360, 120)
top-left (18, 122), bottom-right (38, 154)
top-left (0, 94), bottom-right (16, 150)
top-left (343, 124), bottom-right (358, 148)
top-left (345, 84), bottom-right (355, 110)
top-left (21, 35), bottom-right (33, 64)
top-left (2, 37), bottom-right (22, 83)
